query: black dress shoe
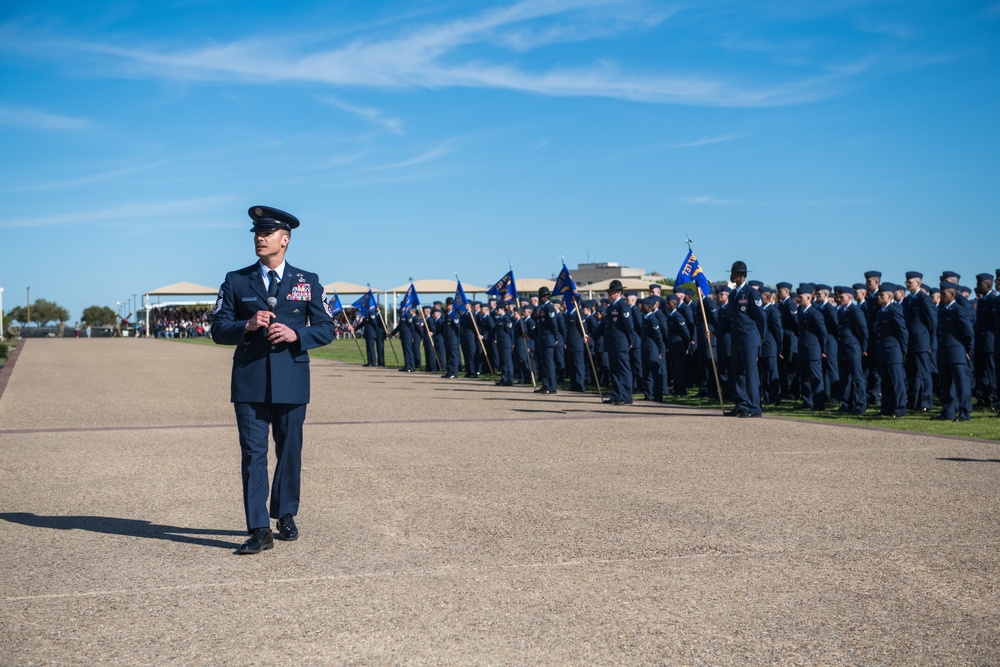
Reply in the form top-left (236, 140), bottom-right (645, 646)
top-left (738, 411), bottom-right (761, 418)
top-left (931, 414), bottom-right (951, 421)
top-left (540, 389), bottom-right (556, 395)
top-left (237, 527), bottom-right (274, 554)
top-left (276, 515), bottom-right (298, 541)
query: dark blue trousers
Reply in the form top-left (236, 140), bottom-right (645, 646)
top-left (538, 344), bottom-right (557, 391)
top-left (906, 351), bottom-right (934, 410)
top-left (838, 354), bottom-right (866, 411)
top-left (879, 362), bottom-right (906, 416)
top-left (235, 402), bottom-right (306, 532)
top-left (731, 345), bottom-right (761, 414)
top-left (799, 357), bottom-right (824, 409)
top-left (608, 348), bottom-right (633, 403)
top-left (940, 361), bottom-right (970, 420)
top-left (758, 355), bottom-right (779, 405)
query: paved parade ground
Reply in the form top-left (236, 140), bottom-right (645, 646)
top-left (0, 338), bottom-right (997, 665)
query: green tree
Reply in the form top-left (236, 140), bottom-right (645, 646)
top-left (29, 299), bottom-right (70, 326)
top-left (81, 305), bottom-right (117, 327)
top-left (5, 300), bottom-right (70, 326)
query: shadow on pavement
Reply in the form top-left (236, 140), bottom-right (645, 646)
top-left (0, 512), bottom-right (244, 549)
top-left (936, 457), bottom-right (1000, 463)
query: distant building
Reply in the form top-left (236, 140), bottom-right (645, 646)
top-left (571, 262), bottom-right (666, 287)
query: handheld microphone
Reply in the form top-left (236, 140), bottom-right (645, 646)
top-left (266, 297), bottom-right (277, 326)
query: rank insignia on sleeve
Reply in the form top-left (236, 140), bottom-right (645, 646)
top-left (212, 287), bottom-right (224, 315)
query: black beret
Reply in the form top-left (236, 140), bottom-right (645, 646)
top-left (814, 284), bottom-right (831, 292)
top-left (776, 281), bottom-right (792, 290)
top-left (796, 284), bottom-right (814, 295)
top-left (976, 273), bottom-right (992, 282)
top-left (905, 271), bottom-right (923, 280)
top-left (864, 270), bottom-right (881, 279)
top-left (941, 270), bottom-right (960, 280)
top-left (851, 283), bottom-right (866, 291)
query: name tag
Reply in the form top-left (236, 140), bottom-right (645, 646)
top-left (242, 297), bottom-right (257, 302)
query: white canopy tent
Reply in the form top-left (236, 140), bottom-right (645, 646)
top-left (143, 282), bottom-right (220, 333)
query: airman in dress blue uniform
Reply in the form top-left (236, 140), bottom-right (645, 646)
top-left (664, 294), bottom-right (691, 398)
top-left (834, 286), bottom-right (868, 414)
top-left (758, 286), bottom-right (783, 406)
top-left (814, 284), bottom-right (839, 407)
top-left (494, 303), bottom-right (515, 386)
top-left (902, 271), bottom-right (936, 412)
top-left (794, 284), bottom-right (827, 410)
top-left (441, 297), bottom-right (461, 378)
top-left (592, 280), bottom-right (635, 405)
top-left (934, 282), bottom-right (974, 421)
top-left (717, 261), bottom-right (765, 417)
top-left (638, 297), bottom-right (666, 402)
top-left (972, 273), bottom-right (996, 409)
top-left (875, 283), bottom-right (908, 418)
top-left (863, 271), bottom-right (883, 407)
top-left (211, 205), bottom-right (336, 554)
top-left (776, 282), bottom-right (799, 402)
top-left (534, 287), bottom-right (559, 394)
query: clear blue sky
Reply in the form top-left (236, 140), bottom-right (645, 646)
top-left (2, 1), bottom-right (998, 322)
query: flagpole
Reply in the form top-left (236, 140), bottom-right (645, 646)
top-left (455, 273), bottom-right (495, 379)
top-left (335, 290), bottom-right (366, 364)
top-left (370, 286), bottom-right (400, 368)
top-left (521, 324), bottom-right (537, 388)
top-left (417, 303), bottom-right (442, 372)
top-left (574, 306), bottom-right (604, 401)
top-left (696, 286), bottom-right (725, 413)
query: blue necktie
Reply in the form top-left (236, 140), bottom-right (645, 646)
top-left (267, 270), bottom-right (279, 300)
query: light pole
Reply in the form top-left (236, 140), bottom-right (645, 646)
top-left (0, 286), bottom-right (4, 339)
top-left (26, 286), bottom-right (30, 326)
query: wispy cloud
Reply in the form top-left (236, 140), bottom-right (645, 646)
top-left (674, 134), bottom-right (744, 148)
top-left (0, 104), bottom-right (90, 130)
top-left (317, 96), bottom-right (404, 135)
top-left (0, 195), bottom-right (237, 229)
top-left (2, 0), bottom-right (860, 108)
top-left (4, 160), bottom-right (172, 193)
top-left (363, 144), bottom-right (454, 172)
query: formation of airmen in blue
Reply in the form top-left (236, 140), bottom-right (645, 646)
top-left (352, 265), bottom-right (1000, 422)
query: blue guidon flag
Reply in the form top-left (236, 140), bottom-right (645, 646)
top-left (328, 292), bottom-right (344, 317)
top-left (675, 249), bottom-right (713, 297)
top-left (351, 289), bottom-right (378, 316)
top-left (553, 263), bottom-right (580, 310)
top-left (454, 280), bottom-right (470, 315)
top-left (399, 283), bottom-right (420, 312)
top-left (487, 270), bottom-right (519, 305)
